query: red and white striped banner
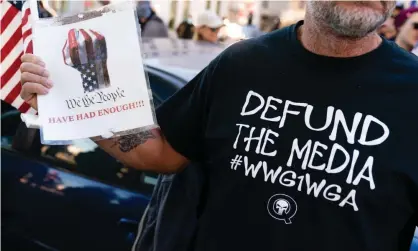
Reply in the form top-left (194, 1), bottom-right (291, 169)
top-left (1, 0), bottom-right (36, 114)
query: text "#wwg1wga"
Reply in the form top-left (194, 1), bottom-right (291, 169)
top-left (230, 154), bottom-right (359, 211)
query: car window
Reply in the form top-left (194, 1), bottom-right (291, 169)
top-left (1, 102), bottom-right (22, 146)
top-left (38, 138), bottom-right (157, 194)
top-left (152, 93), bottom-right (163, 108)
top-left (0, 106), bottom-right (154, 194)
top-left (148, 71), bottom-right (179, 106)
top-left (1, 70), bottom-right (180, 195)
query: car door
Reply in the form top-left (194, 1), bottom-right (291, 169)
top-left (2, 70), bottom-right (184, 251)
top-left (2, 126), bottom-right (156, 251)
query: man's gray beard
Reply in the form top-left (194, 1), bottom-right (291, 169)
top-left (307, 1), bottom-right (392, 38)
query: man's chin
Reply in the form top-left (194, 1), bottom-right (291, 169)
top-left (329, 23), bottom-right (375, 39)
top-left (336, 1), bottom-right (385, 12)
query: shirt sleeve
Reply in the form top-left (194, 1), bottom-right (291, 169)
top-left (156, 56), bottom-right (220, 162)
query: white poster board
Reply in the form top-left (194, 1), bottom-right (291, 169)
top-left (33, 2), bottom-right (156, 142)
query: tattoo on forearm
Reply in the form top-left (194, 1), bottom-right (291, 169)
top-left (113, 130), bottom-right (156, 152)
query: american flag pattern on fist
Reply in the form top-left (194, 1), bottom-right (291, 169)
top-left (62, 28), bottom-right (110, 93)
top-left (77, 63), bottom-right (99, 92)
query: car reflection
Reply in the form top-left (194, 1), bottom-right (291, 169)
top-left (37, 138), bottom-right (142, 191)
top-left (19, 170), bottom-right (65, 196)
top-left (18, 157), bottom-right (148, 207)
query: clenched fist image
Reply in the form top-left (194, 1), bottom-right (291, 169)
top-left (62, 28), bottom-right (110, 93)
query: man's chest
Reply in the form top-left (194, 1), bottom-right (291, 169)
top-left (202, 78), bottom-right (417, 223)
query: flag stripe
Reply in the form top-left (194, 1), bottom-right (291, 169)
top-left (25, 40), bottom-right (33, 53)
top-left (1, 1), bottom-right (33, 114)
top-left (0, 24), bottom-right (22, 62)
top-left (1, 52), bottom-right (22, 88)
top-left (85, 29), bottom-right (99, 60)
top-left (90, 29), bottom-right (104, 40)
top-left (11, 96), bottom-right (24, 110)
top-left (1, 37), bottom-right (22, 72)
top-left (76, 30), bottom-right (88, 64)
top-left (62, 40), bottom-right (73, 66)
top-left (1, 7), bottom-right (21, 43)
top-left (1, 68), bottom-right (20, 99)
top-left (0, 3), bottom-right (17, 34)
top-left (4, 80), bottom-right (22, 105)
top-left (22, 33), bottom-right (31, 51)
top-left (22, 2), bottom-right (33, 54)
top-left (19, 101), bottom-right (31, 113)
top-left (22, 28), bottom-right (31, 41)
top-left (21, 7), bottom-right (30, 27)
top-left (68, 29), bottom-right (81, 65)
top-left (80, 29), bottom-right (95, 61)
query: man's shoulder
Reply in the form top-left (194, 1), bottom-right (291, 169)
top-left (385, 40), bottom-right (418, 74)
top-left (218, 26), bottom-right (294, 65)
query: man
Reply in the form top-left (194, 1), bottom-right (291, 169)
top-left (19, 1), bottom-right (418, 250)
top-left (378, 17), bottom-right (397, 40)
top-left (395, 7), bottom-right (418, 52)
top-left (393, 2), bottom-right (405, 17)
top-left (136, 1), bottom-right (168, 38)
top-left (242, 12), bottom-right (264, 39)
top-left (36, 1), bottom-right (54, 18)
top-left (413, 43), bottom-right (418, 55)
top-left (193, 10), bottom-right (224, 43)
top-left (176, 15), bottom-right (195, 39)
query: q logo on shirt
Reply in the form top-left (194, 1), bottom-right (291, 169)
top-left (267, 194), bottom-right (297, 224)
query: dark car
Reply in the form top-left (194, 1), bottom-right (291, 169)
top-left (1, 63), bottom-right (191, 251)
top-left (1, 40), bottom-right (225, 251)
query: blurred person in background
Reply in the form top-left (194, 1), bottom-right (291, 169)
top-left (177, 15), bottom-right (195, 39)
top-left (242, 12), bottom-right (264, 39)
top-left (378, 17), bottom-right (397, 40)
top-left (392, 2), bottom-right (405, 17)
top-left (136, 1), bottom-right (169, 38)
top-left (38, 1), bottom-right (53, 18)
top-left (413, 42), bottom-right (418, 55)
top-left (194, 10), bottom-right (223, 43)
top-left (217, 16), bottom-right (230, 42)
top-left (395, 7), bottom-right (418, 52)
top-left (269, 18), bottom-right (282, 32)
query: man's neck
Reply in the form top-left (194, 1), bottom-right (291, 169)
top-left (395, 37), bottom-right (413, 51)
top-left (299, 15), bottom-right (383, 58)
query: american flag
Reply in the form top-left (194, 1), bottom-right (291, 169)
top-left (1, 0), bottom-right (36, 113)
top-left (76, 63), bottom-right (100, 93)
top-left (62, 28), bottom-right (110, 93)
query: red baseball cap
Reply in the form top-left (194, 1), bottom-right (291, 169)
top-left (394, 7), bottom-right (418, 29)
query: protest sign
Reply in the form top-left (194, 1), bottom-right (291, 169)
top-left (32, 2), bottom-right (157, 142)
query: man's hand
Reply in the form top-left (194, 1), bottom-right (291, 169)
top-left (19, 54), bottom-right (188, 173)
top-left (20, 53), bottom-right (54, 110)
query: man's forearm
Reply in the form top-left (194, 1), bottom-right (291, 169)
top-left (111, 129), bottom-right (157, 153)
top-left (95, 128), bottom-right (188, 173)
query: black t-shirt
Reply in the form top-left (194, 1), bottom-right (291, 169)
top-left (156, 21), bottom-right (418, 251)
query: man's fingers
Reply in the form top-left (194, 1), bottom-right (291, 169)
top-left (20, 62), bottom-right (50, 78)
top-left (19, 54), bottom-right (48, 111)
top-left (21, 71), bottom-right (53, 88)
top-left (20, 53), bottom-right (45, 66)
top-left (20, 82), bottom-right (49, 101)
